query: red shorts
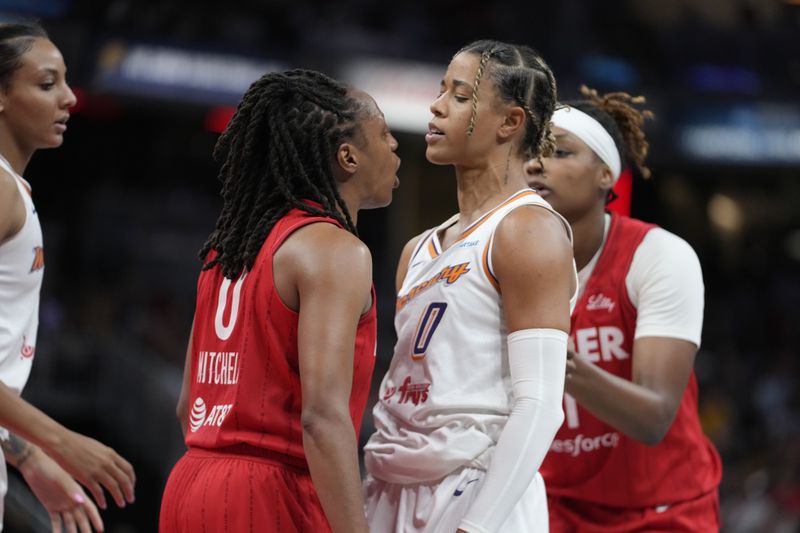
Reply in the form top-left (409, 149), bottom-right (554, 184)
top-left (159, 446), bottom-right (331, 533)
top-left (548, 489), bottom-right (720, 532)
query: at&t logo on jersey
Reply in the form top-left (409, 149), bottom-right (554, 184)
top-left (189, 396), bottom-right (234, 432)
top-left (189, 398), bottom-right (207, 432)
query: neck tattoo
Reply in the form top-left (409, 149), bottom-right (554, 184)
top-left (503, 145), bottom-right (512, 185)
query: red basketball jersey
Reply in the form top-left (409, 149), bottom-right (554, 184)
top-left (540, 214), bottom-right (721, 507)
top-left (184, 205), bottom-right (377, 460)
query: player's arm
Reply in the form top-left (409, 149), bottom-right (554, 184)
top-left (292, 224), bottom-right (371, 533)
top-left (176, 317), bottom-right (196, 437)
top-left (0, 380), bottom-right (135, 510)
top-left (394, 232), bottom-right (425, 293)
top-left (3, 433), bottom-right (103, 532)
top-left (459, 206), bottom-right (573, 533)
top-left (566, 338), bottom-right (696, 445)
top-left (0, 171), bottom-right (25, 244)
top-left (565, 235), bottom-right (702, 445)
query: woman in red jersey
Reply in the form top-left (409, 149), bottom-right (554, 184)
top-left (0, 21), bottom-right (135, 533)
top-left (159, 69), bottom-right (400, 533)
top-left (525, 87), bottom-right (722, 532)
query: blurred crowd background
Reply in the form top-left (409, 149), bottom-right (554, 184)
top-left (2, 0), bottom-right (799, 531)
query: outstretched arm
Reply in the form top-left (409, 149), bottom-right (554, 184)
top-left (459, 206), bottom-right (574, 533)
top-left (287, 223), bottom-right (372, 533)
top-left (0, 381), bottom-right (135, 510)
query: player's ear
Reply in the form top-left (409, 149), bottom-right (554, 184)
top-left (497, 105), bottom-right (526, 142)
top-left (597, 164), bottom-right (615, 190)
top-left (334, 141), bottom-right (358, 181)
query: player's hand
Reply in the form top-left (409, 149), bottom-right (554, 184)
top-left (49, 430), bottom-right (135, 510)
top-left (19, 446), bottom-right (104, 532)
top-left (566, 336), bottom-right (577, 380)
top-left (566, 348), bottom-right (577, 379)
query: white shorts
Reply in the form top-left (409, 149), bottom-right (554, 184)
top-left (364, 466), bottom-right (548, 533)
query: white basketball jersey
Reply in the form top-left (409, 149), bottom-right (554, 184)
top-left (0, 156), bottom-right (43, 398)
top-left (364, 189), bottom-right (576, 484)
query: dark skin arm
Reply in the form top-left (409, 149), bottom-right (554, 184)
top-left (176, 318), bottom-right (195, 438)
top-left (276, 222), bottom-right (371, 533)
top-left (565, 336), bottom-right (697, 445)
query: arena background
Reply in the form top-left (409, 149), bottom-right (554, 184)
top-left (2, 1), bottom-right (799, 531)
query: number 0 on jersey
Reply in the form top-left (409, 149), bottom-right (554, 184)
top-left (412, 302), bottom-right (448, 360)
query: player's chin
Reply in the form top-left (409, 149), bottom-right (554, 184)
top-left (374, 192), bottom-right (394, 208)
top-left (43, 134), bottom-right (65, 149)
top-left (425, 146), bottom-right (452, 166)
top-left (362, 191), bottom-right (394, 210)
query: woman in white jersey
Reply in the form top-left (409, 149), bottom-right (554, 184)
top-left (364, 39), bottom-right (576, 533)
top-left (0, 21), bottom-right (135, 532)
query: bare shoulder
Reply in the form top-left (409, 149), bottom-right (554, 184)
top-left (0, 168), bottom-right (20, 205)
top-left (494, 205), bottom-right (572, 260)
top-left (493, 205), bottom-right (574, 331)
top-left (285, 222), bottom-right (372, 280)
top-left (0, 169), bottom-right (24, 243)
top-left (399, 231), bottom-right (427, 265)
top-left (395, 230), bottom-right (428, 292)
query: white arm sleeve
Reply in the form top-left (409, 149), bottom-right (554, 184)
top-left (458, 328), bottom-right (567, 533)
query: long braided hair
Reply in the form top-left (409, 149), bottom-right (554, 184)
top-left (199, 69), bottom-right (368, 279)
top-left (456, 40), bottom-right (558, 160)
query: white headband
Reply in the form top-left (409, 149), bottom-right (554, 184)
top-left (551, 106), bottom-right (622, 181)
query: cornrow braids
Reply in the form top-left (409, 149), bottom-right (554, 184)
top-left (523, 103), bottom-right (547, 170)
top-left (457, 40), bottom-right (558, 159)
top-left (199, 69), bottom-right (368, 280)
top-left (467, 49), bottom-right (493, 136)
top-left (569, 85), bottom-right (655, 179)
top-left (532, 56), bottom-right (559, 159)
